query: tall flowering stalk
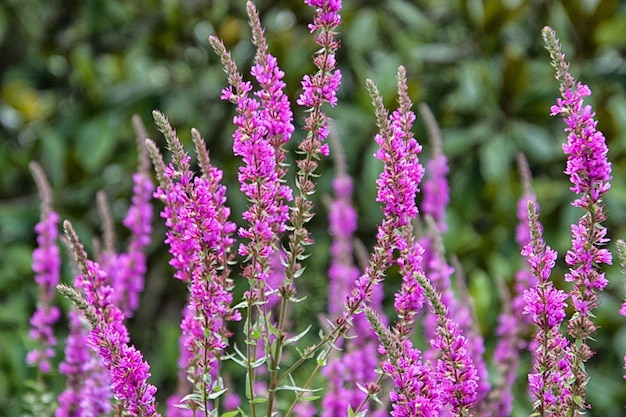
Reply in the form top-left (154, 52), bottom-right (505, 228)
top-left (322, 132), bottom-right (385, 417)
top-left (522, 200), bottom-right (573, 416)
top-left (57, 207), bottom-right (111, 416)
top-left (209, 1), bottom-right (343, 415)
top-left (367, 307), bottom-right (441, 417)
top-left (616, 239), bottom-right (626, 379)
top-left (109, 116), bottom-right (154, 317)
top-left (487, 154), bottom-right (538, 417)
top-left (543, 26), bottom-right (613, 414)
top-left (24, 162), bottom-right (61, 416)
top-left (338, 65), bottom-right (421, 345)
top-left (61, 221), bottom-right (160, 417)
top-left (148, 113), bottom-right (239, 415)
top-left (286, 0), bottom-right (343, 285)
top-left (27, 162), bottom-right (61, 376)
top-left (210, 6), bottom-right (293, 414)
top-left (364, 67), bottom-right (478, 416)
top-left (419, 103), bottom-right (449, 233)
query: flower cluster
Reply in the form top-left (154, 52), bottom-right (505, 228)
top-left (147, 115), bottom-right (240, 413)
top-left (544, 25), bottom-right (613, 412)
top-left (488, 155), bottom-right (539, 417)
top-left (373, 75), bottom-right (424, 230)
top-left (522, 200), bottom-right (573, 415)
top-left (323, 136), bottom-right (386, 416)
top-left (25, 7), bottom-right (626, 417)
top-left (108, 169), bottom-right (154, 317)
top-left (26, 162), bottom-right (61, 374)
top-left (63, 222), bottom-right (160, 417)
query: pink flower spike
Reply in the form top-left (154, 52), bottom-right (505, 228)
top-left (27, 162), bottom-right (62, 375)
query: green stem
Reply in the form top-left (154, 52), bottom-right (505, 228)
top-left (246, 290), bottom-right (257, 417)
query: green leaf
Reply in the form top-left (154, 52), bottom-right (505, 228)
top-left (283, 325), bottom-right (312, 346)
top-left (316, 345), bottom-right (330, 366)
top-left (479, 134), bottom-right (514, 182)
top-left (207, 387), bottom-right (227, 400)
top-left (75, 114), bottom-right (118, 173)
top-left (347, 405), bottom-right (368, 417)
top-left (274, 385), bottom-right (323, 393)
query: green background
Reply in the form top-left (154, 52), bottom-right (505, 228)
top-left (2, 0), bottom-right (626, 415)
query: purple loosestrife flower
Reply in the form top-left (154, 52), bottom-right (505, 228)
top-left (421, 154), bottom-right (449, 232)
top-left (544, 26), bottom-right (612, 413)
top-left (110, 168), bottom-right (153, 317)
top-left (431, 318), bottom-right (479, 415)
top-left (282, 0), bottom-right (342, 286)
top-left (322, 343), bottom-right (382, 417)
top-left (148, 122), bottom-right (239, 413)
top-left (327, 173), bottom-right (360, 316)
top-left (616, 239), bottom-right (626, 378)
top-left (57, 309), bottom-right (112, 417)
top-left (522, 200), bottom-right (573, 416)
top-left (64, 221), bottom-right (160, 417)
top-left (419, 103), bottom-right (450, 233)
top-left (343, 67), bottom-right (419, 328)
top-left (398, 243), bottom-right (479, 416)
top-left (342, 67), bottom-right (422, 340)
top-left (323, 138), bottom-right (384, 416)
top-left (367, 308), bottom-right (442, 417)
top-left (27, 162), bottom-right (61, 374)
top-left (363, 70), bottom-right (478, 415)
top-left (394, 235), bottom-right (426, 338)
top-left (413, 256), bottom-right (479, 416)
top-left (211, 33), bottom-right (291, 288)
top-left (247, 1), bottom-right (294, 183)
top-left (488, 155), bottom-right (539, 417)
top-left (373, 81), bottom-right (424, 230)
top-left (416, 224), bottom-right (488, 404)
top-left (269, 9), bottom-right (346, 409)
top-left (298, 0), bottom-right (342, 114)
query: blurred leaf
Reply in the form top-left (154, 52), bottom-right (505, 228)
top-left (386, 0), bottom-right (430, 32)
top-left (0, 6), bottom-right (7, 44)
top-left (468, 268), bottom-right (494, 331)
top-left (595, 15), bottom-right (626, 47)
top-left (345, 9), bottom-right (379, 54)
top-left (0, 244), bottom-right (33, 292)
top-left (509, 120), bottom-right (559, 162)
top-left (75, 114), bottom-right (118, 174)
top-left (479, 133), bottom-right (515, 181)
top-left (38, 127), bottom-right (67, 187)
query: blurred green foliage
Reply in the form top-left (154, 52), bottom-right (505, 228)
top-left (2, 0), bottom-right (626, 415)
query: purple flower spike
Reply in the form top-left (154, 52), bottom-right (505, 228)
top-left (488, 155), bottom-right (539, 417)
top-left (27, 162), bottom-right (62, 374)
top-left (372, 67), bottom-right (424, 230)
top-left (64, 221), bottom-right (160, 416)
top-left (323, 135), bottom-right (384, 416)
top-left (57, 308), bottom-right (112, 417)
top-left (544, 26), bottom-right (612, 412)
top-left (521, 199), bottom-right (573, 415)
top-left (296, 0), bottom-right (342, 165)
top-left (113, 170), bottom-right (154, 317)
